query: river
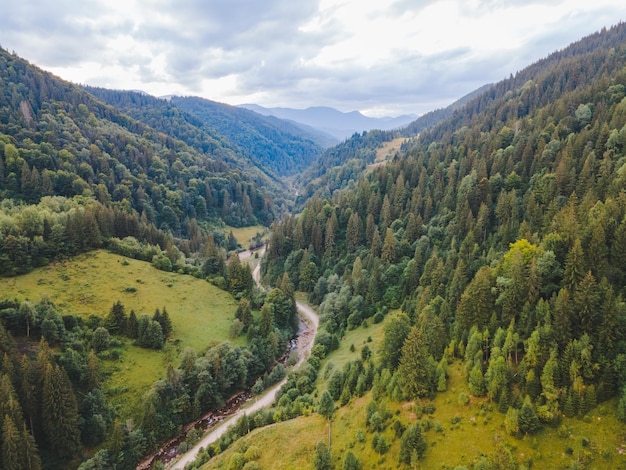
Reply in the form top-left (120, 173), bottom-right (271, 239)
top-left (165, 248), bottom-right (318, 469)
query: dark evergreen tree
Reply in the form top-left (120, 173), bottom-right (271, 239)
top-left (313, 441), bottom-right (333, 470)
top-left (105, 301), bottom-right (127, 335)
top-left (399, 422), bottom-right (427, 464)
top-left (42, 363), bottom-right (80, 460)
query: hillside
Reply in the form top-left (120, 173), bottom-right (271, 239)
top-left (0, 48), bottom-right (302, 470)
top-left (83, 88), bottom-right (328, 180)
top-left (294, 86), bottom-right (496, 205)
top-left (170, 96), bottom-right (327, 177)
top-left (0, 47), bottom-right (275, 239)
top-left (258, 22), bottom-right (626, 469)
top-left (199, 317), bottom-right (625, 469)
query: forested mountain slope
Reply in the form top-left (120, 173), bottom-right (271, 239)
top-left (293, 85), bottom-right (496, 205)
top-left (171, 96), bottom-right (327, 177)
top-left (0, 48), bottom-right (274, 236)
top-left (82, 86), bottom-right (285, 188)
top-left (263, 21), bottom-right (626, 459)
top-left (83, 89), bottom-right (327, 180)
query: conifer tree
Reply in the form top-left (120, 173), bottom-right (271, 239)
top-left (313, 441), bottom-right (332, 470)
top-left (398, 327), bottom-right (435, 399)
top-left (2, 415), bottom-right (22, 470)
top-left (42, 363), bottom-right (80, 459)
top-left (518, 396), bottom-right (541, 434)
top-left (127, 309), bottom-right (139, 339)
top-left (154, 306), bottom-right (172, 338)
top-left (399, 422), bottom-right (427, 464)
top-left (105, 300), bottom-right (127, 335)
top-left (19, 421), bottom-right (41, 470)
top-left (563, 238), bottom-right (585, 291)
top-left (318, 390), bottom-right (335, 449)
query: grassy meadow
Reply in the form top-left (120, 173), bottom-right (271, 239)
top-left (374, 137), bottom-right (406, 162)
top-left (0, 249), bottom-right (240, 418)
top-left (201, 314), bottom-right (626, 469)
top-left (225, 225), bottom-right (268, 249)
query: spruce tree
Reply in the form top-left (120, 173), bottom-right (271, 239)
top-left (518, 396), bottom-right (541, 434)
top-left (399, 422), bottom-right (427, 464)
top-left (105, 301), bottom-right (127, 335)
top-left (2, 415), bottom-right (22, 470)
top-left (398, 326), bottom-right (435, 399)
top-left (19, 422), bottom-right (41, 470)
top-left (313, 441), bottom-right (332, 470)
top-left (42, 363), bottom-right (80, 459)
top-left (127, 310), bottom-right (138, 339)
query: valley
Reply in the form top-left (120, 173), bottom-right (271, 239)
top-left (1, 19), bottom-right (626, 470)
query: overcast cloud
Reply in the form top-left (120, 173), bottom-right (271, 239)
top-left (1, 0), bottom-right (625, 116)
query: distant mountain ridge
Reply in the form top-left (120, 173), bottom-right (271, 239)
top-left (239, 104), bottom-right (416, 140)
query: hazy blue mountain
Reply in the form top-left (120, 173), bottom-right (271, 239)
top-left (170, 96), bottom-right (328, 177)
top-left (240, 104), bottom-right (416, 140)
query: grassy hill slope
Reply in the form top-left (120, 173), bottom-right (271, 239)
top-left (0, 250), bottom-right (240, 418)
top-left (202, 317), bottom-right (626, 469)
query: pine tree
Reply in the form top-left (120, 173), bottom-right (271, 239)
top-left (346, 212), bottom-right (361, 252)
top-left (399, 422), bottom-right (427, 464)
top-left (19, 422), bottom-right (41, 470)
top-left (42, 363), bottom-right (80, 459)
top-left (155, 306), bottom-right (172, 338)
top-left (313, 441), bottom-right (332, 470)
top-left (2, 415), bottom-right (22, 470)
top-left (398, 327), bottom-right (435, 399)
top-left (380, 312), bottom-right (411, 370)
top-left (127, 310), bottom-right (138, 339)
top-left (259, 303), bottom-right (273, 338)
top-left (343, 450), bottom-right (361, 470)
top-left (381, 228), bottom-right (397, 264)
top-left (105, 300), bottom-right (127, 335)
top-left (563, 238), bottom-right (585, 291)
top-left (518, 396), bottom-right (541, 434)
top-left (318, 390), bottom-right (335, 448)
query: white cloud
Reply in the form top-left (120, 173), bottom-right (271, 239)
top-left (1, 0), bottom-right (625, 115)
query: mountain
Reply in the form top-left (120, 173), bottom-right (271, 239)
top-left (169, 96), bottom-right (328, 177)
top-left (258, 22), bottom-right (626, 469)
top-left (240, 103), bottom-right (416, 140)
top-left (293, 85), bottom-right (495, 204)
top-left (0, 47), bottom-right (276, 255)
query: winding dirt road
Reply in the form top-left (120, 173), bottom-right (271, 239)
top-left (168, 249), bottom-right (318, 469)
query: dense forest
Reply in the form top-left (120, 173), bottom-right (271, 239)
top-left (0, 48), bottom-right (276, 240)
top-left (262, 21), bottom-right (626, 466)
top-left (170, 96), bottom-right (326, 177)
top-left (83, 88), bottom-right (326, 181)
top-left (294, 84), bottom-right (495, 206)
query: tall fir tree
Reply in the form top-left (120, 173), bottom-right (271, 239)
top-left (42, 363), bottom-right (80, 460)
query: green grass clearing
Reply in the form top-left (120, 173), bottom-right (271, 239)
top-left (202, 415), bottom-right (328, 470)
top-left (375, 137), bottom-right (406, 162)
top-left (224, 225), bottom-right (268, 249)
top-left (317, 319), bottom-right (384, 394)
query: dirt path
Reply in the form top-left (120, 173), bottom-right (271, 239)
top-left (167, 249), bottom-right (318, 469)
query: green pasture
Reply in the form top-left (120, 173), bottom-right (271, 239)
top-left (0, 250), bottom-right (241, 418)
top-left (224, 225), bottom-right (267, 249)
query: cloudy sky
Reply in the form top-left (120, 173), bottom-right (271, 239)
top-left (2, 1), bottom-right (625, 117)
